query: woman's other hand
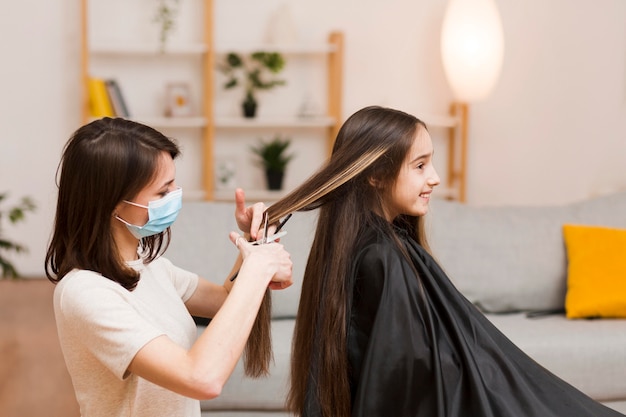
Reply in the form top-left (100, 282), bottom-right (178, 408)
top-left (233, 188), bottom-right (267, 241)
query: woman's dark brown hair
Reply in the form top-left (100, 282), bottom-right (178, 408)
top-left (45, 117), bottom-right (180, 289)
top-left (264, 106), bottom-right (430, 416)
top-left (45, 118), bottom-right (180, 290)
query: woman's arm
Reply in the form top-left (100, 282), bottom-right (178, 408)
top-left (184, 187), bottom-right (287, 318)
top-left (184, 252), bottom-right (241, 318)
top-left (128, 233), bottom-right (292, 400)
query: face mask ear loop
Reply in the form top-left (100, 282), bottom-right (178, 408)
top-left (123, 200), bottom-right (148, 209)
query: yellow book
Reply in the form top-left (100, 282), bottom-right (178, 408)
top-left (87, 77), bottom-right (114, 117)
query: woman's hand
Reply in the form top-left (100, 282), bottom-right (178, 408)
top-left (234, 188), bottom-right (267, 241)
top-left (230, 231), bottom-right (293, 290)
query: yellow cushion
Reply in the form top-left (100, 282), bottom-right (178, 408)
top-left (563, 224), bottom-right (626, 319)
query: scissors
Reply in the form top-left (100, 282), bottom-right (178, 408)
top-left (252, 212), bottom-right (290, 245)
top-left (229, 213), bottom-right (292, 281)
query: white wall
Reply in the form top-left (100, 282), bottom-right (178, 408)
top-left (1, 0), bottom-right (625, 276)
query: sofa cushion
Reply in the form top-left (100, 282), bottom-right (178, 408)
top-left (427, 200), bottom-right (574, 312)
top-left (199, 319), bottom-right (294, 411)
top-left (167, 202), bottom-right (315, 318)
top-left (563, 224), bottom-right (626, 319)
top-left (486, 313), bottom-right (626, 401)
top-left (427, 191), bottom-right (626, 313)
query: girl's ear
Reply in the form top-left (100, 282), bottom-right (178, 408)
top-left (368, 176), bottom-right (383, 189)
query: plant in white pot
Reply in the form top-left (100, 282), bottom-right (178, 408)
top-left (250, 135), bottom-right (294, 190)
top-left (219, 52), bottom-right (286, 118)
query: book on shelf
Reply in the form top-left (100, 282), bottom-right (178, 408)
top-left (87, 77), bottom-right (114, 117)
top-left (104, 79), bottom-right (130, 118)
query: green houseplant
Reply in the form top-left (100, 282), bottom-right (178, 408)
top-left (154, 0), bottom-right (180, 52)
top-left (250, 135), bottom-right (294, 190)
top-left (219, 52), bottom-right (286, 118)
top-left (0, 193), bottom-right (36, 278)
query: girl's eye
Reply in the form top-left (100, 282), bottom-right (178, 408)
top-left (416, 163), bottom-right (425, 170)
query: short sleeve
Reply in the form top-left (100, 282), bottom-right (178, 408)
top-left (158, 257), bottom-right (199, 302)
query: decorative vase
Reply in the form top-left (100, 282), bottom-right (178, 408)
top-left (265, 170), bottom-right (284, 190)
top-left (242, 96), bottom-right (257, 118)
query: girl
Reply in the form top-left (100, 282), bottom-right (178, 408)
top-left (45, 117), bottom-right (292, 417)
top-left (263, 106), bottom-right (624, 416)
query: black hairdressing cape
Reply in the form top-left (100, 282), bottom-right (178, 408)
top-left (341, 223), bottom-right (624, 417)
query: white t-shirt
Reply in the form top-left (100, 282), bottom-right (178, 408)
top-left (54, 256), bottom-right (200, 417)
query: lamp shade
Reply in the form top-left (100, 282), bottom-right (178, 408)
top-left (441, 0), bottom-right (504, 102)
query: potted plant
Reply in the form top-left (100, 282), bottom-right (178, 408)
top-left (153, 0), bottom-right (180, 52)
top-left (250, 135), bottom-right (294, 190)
top-left (219, 51), bottom-right (286, 118)
top-left (0, 193), bottom-right (36, 278)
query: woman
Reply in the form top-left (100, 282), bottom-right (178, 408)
top-left (45, 117), bottom-right (292, 417)
top-left (264, 106), bottom-right (624, 416)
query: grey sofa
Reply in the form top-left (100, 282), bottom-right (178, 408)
top-left (166, 191), bottom-right (626, 416)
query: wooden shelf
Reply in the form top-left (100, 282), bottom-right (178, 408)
top-left (214, 116), bottom-right (335, 128)
top-left (216, 43), bottom-right (338, 55)
top-left (212, 189), bottom-right (287, 203)
top-left (131, 117), bottom-right (208, 129)
top-left (90, 43), bottom-right (208, 56)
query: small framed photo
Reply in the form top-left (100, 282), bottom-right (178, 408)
top-left (215, 153), bottom-right (238, 190)
top-left (165, 82), bottom-right (192, 117)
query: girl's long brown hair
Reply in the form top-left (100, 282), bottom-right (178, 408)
top-left (45, 117), bottom-right (272, 377)
top-left (265, 106), bottom-right (430, 416)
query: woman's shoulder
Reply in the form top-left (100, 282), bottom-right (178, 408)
top-left (54, 269), bottom-right (130, 311)
top-left (56, 269), bottom-right (112, 291)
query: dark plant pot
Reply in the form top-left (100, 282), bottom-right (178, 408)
top-left (242, 99), bottom-right (257, 118)
top-left (265, 170), bottom-right (284, 190)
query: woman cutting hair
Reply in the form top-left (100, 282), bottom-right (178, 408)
top-left (45, 117), bottom-right (292, 417)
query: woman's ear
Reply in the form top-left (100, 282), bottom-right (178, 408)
top-left (113, 201), bottom-right (126, 218)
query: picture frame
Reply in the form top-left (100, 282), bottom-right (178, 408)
top-left (215, 153), bottom-right (239, 190)
top-left (164, 82), bottom-right (192, 117)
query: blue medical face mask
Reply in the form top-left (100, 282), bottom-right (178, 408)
top-left (116, 187), bottom-right (183, 239)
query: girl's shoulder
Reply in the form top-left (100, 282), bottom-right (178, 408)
top-left (354, 227), bottom-right (404, 269)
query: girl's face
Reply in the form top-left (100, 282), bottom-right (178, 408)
top-left (384, 128), bottom-right (440, 220)
top-left (116, 151), bottom-right (178, 229)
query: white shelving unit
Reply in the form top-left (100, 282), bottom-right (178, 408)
top-left (211, 32), bottom-right (344, 200)
top-left (81, 0), bottom-right (212, 200)
top-left (81, 0), bottom-right (465, 202)
top-left (81, 0), bottom-right (344, 201)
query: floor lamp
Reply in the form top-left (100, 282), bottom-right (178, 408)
top-left (441, 0), bottom-right (505, 202)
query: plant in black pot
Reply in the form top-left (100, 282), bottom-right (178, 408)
top-left (219, 51), bottom-right (286, 118)
top-left (250, 135), bottom-right (294, 190)
top-left (0, 193), bottom-right (36, 278)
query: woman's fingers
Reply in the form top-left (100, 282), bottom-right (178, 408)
top-left (233, 188), bottom-right (267, 241)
